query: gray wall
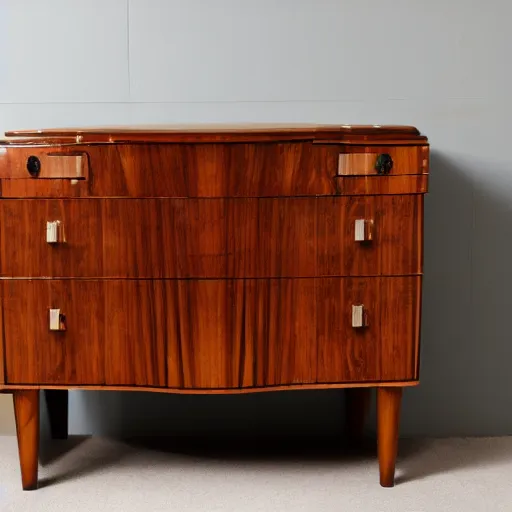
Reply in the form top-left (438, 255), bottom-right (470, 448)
top-left (1, 0), bottom-right (511, 437)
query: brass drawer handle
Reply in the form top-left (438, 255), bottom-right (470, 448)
top-left (352, 305), bottom-right (368, 328)
top-left (354, 219), bottom-right (374, 242)
top-left (46, 221), bottom-right (64, 244)
top-left (49, 309), bottom-right (66, 331)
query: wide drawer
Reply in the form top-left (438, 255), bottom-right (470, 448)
top-left (1, 277), bottom-right (420, 387)
top-left (0, 142), bottom-right (428, 198)
top-left (0, 196), bottom-right (422, 278)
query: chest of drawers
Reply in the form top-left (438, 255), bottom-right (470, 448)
top-left (0, 124), bottom-right (429, 489)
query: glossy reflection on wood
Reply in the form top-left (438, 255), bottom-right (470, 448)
top-left (13, 390), bottom-right (39, 490)
top-left (4, 123), bottom-right (426, 143)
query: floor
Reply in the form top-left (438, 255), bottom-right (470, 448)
top-left (1, 435), bottom-right (511, 512)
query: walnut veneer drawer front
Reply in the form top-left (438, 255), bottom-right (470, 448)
top-left (316, 276), bottom-right (420, 383)
top-left (0, 195), bottom-right (422, 278)
top-left (1, 277), bottom-right (419, 387)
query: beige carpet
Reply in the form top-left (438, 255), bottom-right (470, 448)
top-left (1, 435), bottom-right (511, 512)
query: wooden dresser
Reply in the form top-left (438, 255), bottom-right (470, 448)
top-left (0, 124), bottom-right (429, 489)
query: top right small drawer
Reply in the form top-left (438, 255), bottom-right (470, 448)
top-left (337, 145), bottom-right (429, 176)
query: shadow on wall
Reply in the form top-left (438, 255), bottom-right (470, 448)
top-left (400, 149), bottom-right (512, 436)
top-left (69, 150), bottom-right (512, 438)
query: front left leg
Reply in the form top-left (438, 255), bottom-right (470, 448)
top-left (13, 390), bottom-right (40, 490)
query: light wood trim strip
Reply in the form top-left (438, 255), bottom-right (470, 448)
top-left (0, 381), bottom-right (419, 395)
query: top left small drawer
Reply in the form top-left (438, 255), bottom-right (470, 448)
top-left (0, 146), bottom-right (89, 180)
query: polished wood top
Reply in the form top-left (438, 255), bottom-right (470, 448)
top-left (3, 124), bottom-right (427, 145)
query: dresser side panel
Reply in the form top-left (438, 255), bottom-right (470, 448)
top-left (0, 293), bottom-right (5, 384)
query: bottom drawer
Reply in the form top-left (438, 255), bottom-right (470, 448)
top-left (1, 277), bottom-right (420, 387)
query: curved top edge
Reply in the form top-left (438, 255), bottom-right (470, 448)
top-left (3, 124), bottom-right (426, 144)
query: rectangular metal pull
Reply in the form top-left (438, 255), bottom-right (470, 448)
top-left (352, 305), bottom-right (368, 328)
top-left (46, 221), bottom-right (62, 243)
top-left (354, 219), bottom-right (374, 242)
top-left (49, 309), bottom-right (66, 331)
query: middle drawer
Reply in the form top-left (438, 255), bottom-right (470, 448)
top-left (0, 196), bottom-right (422, 278)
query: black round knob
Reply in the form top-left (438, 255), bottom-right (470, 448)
top-left (27, 156), bottom-right (41, 177)
top-left (375, 153), bottom-right (393, 175)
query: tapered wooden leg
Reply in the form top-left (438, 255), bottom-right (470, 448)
top-left (345, 388), bottom-right (372, 444)
top-left (44, 390), bottom-right (68, 440)
top-left (377, 387), bottom-right (402, 487)
top-left (13, 390), bottom-right (40, 491)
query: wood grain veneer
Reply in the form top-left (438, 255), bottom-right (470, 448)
top-left (3, 277), bottom-right (418, 388)
top-left (0, 142), bottom-right (426, 198)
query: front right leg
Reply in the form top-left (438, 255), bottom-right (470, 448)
top-left (377, 387), bottom-right (402, 487)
